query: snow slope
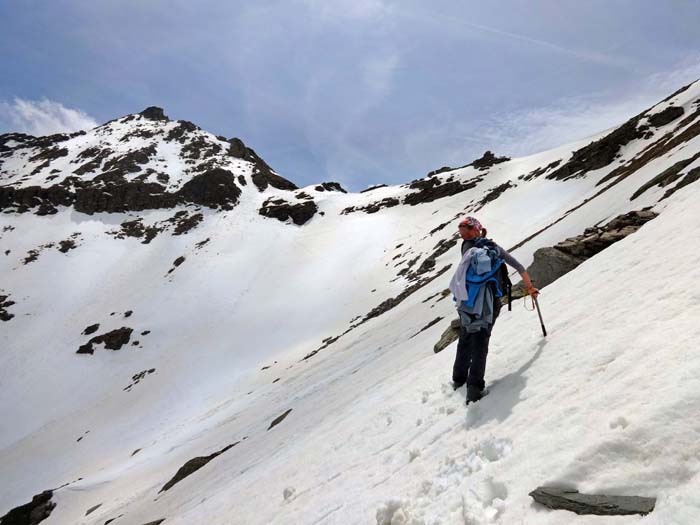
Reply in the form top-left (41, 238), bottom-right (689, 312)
top-left (1, 82), bottom-right (700, 524)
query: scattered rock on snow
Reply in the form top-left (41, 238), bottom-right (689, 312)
top-left (1, 293), bottom-right (16, 321)
top-left (160, 442), bottom-right (239, 493)
top-left (267, 409), bottom-right (293, 430)
top-left (410, 316), bottom-right (444, 338)
top-left (76, 327), bottom-right (134, 354)
top-left (85, 503), bottom-right (102, 516)
top-left (82, 323), bottom-right (100, 335)
top-left (403, 177), bottom-right (481, 206)
top-left (341, 197), bottom-right (400, 215)
top-left (631, 152), bottom-right (700, 200)
top-left (167, 256), bottom-right (186, 274)
top-left (529, 487), bottom-right (655, 516)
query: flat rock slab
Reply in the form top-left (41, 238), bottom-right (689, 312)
top-left (529, 487), bottom-right (656, 516)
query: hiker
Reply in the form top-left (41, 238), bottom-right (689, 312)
top-left (448, 216), bottom-right (539, 404)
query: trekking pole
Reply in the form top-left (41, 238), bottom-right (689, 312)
top-left (533, 296), bottom-right (547, 337)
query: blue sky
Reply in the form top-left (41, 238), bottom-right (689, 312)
top-left (1, 1), bottom-right (699, 190)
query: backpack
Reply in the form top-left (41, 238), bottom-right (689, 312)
top-left (462, 238), bottom-right (513, 311)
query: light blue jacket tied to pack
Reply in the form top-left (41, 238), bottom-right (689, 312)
top-left (449, 239), bottom-right (506, 329)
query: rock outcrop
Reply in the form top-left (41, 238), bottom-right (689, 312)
top-left (433, 319), bottom-right (461, 353)
top-left (513, 210), bottom-right (658, 295)
top-left (259, 198), bottom-right (317, 225)
top-left (0, 490), bottom-right (56, 525)
top-left (530, 487), bottom-right (655, 516)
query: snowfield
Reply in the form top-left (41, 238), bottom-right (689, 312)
top-left (1, 82), bottom-right (700, 524)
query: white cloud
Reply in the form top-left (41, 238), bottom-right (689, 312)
top-left (0, 98), bottom-right (98, 136)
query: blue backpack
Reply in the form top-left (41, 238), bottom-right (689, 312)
top-left (462, 238), bottom-right (511, 309)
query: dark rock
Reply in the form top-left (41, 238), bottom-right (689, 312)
top-left (177, 168), bottom-right (241, 210)
top-left (227, 142), bottom-right (298, 191)
top-left (82, 323), bottom-right (100, 335)
top-left (520, 247), bottom-right (583, 291)
top-left (433, 319), bottom-right (461, 353)
top-left (547, 115), bottom-right (646, 181)
top-left (529, 487), bottom-right (655, 516)
top-left (404, 178), bottom-right (480, 206)
top-left (100, 145), bottom-right (157, 176)
top-left (85, 504), bottom-right (102, 516)
top-left (513, 210), bottom-right (658, 295)
top-left (165, 120), bottom-right (199, 143)
top-left (124, 310), bottom-right (133, 318)
top-left (596, 104), bottom-right (700, 188)
top-left (0, 490), bottom-right (56, 525)
top-left (138, 521), bottom-right (165, 525)
top-left (112, 219), bottom-right (162, 244)
top-left (409, 236), bottom-right (459, 280)
top-left (268, 409), bottom-right (293, 430)
top-left (473, 181), bottom-right (514, 211)
top-left (226, 137), bottom-right (248, 158)
top-left (314, 182), bottom-right (347, 193)
top-left (662, 166), bottom-right (700, 200)
top-left (77, 327), bottom-right (133, 354)
top-left (341, 197), bottom-right (400, 215)
top-left (410, 316), bottom-right (443, 338)
top-left (181, 135), bottom-right (222, 162)
top-left (427, 166), bottom-right (454, 177)
top-left (22, 247), bottom-right (44, 265)
top-left (631, 152), bottom-right (700, 200)
top-left (28, 147), bottom-right (69, 164)
top-left (0, 294), bottom-right (15, 322)
top-left (139, 107), bottom-right (169, 121)
top-left (73, 181), bottom-right (175, 214)
top-left (160, 442), bottom-right (239, 492)
top-left (470, 150), bottom-right (510, 170)
top-left (250, 165), bottom-right (298, 192)
top-left (259, 198), bottom-right (317, 225)
top-left (58, 239), bottom-right (77, 253)
top-left (360, 184), bottom-right (387, 193)
top-left (172, 212), bottom-right (203, 235)
top-left (648, 105), bottom-right (684, 128)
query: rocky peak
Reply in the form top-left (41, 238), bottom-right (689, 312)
top-left (139, 106), bottom-right (169, 121)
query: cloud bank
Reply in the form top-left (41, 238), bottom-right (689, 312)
top-left (0, 98), bottom-right (98, 136)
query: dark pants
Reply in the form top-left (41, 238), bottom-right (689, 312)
top-left (452, 328), bottom-right (490, 389)
top-left (452, 294), bottom-right (501, 390)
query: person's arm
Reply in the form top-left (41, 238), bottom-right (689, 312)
top-left (497, 245), bottom-right (539, 298)
top-left (519, 270), bottom-right (539, 298)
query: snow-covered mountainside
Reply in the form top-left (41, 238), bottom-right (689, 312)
top-left (1, 81), bottom-right (700, 524)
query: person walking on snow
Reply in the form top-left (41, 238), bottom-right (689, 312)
top-left (449, 216), bottom-right (539, 404)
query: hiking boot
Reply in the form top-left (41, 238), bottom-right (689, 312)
top-left (451, 380), bottom-right (465, 391)
top-left (466, 385), bottom-right (483, 404)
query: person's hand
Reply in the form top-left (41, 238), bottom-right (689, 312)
top-left (526, 285), bottom-right (539, 299)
